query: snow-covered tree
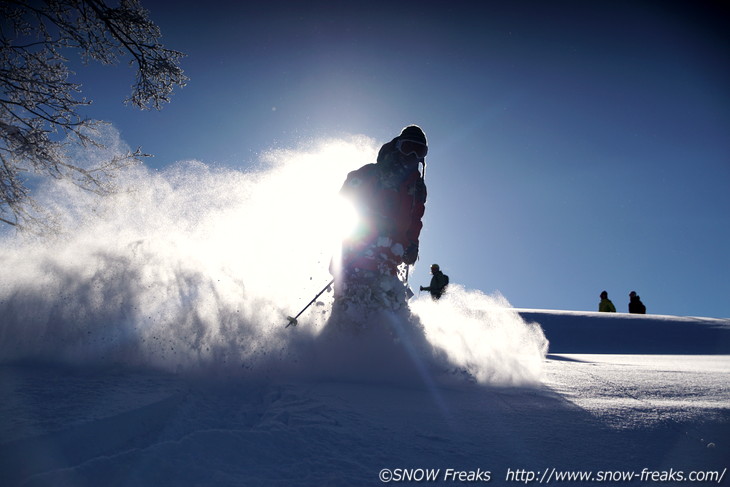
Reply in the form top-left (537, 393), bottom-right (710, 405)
top-left (0, 0), bottom-right (187, 232)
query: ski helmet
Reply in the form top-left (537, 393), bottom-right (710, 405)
top-left (399, 125), bottom-right (427, 145)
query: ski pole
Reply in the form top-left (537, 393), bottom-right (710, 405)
top-left (285, 279), bottom-right (334, 328)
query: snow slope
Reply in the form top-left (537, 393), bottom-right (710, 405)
top-left (519, 309), bottom-right (730, 355)
top-left (1, 303), bottom-right (728, 486)
top-left (1, 144), bottom-right (728, 486)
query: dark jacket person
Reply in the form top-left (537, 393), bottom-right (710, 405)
top-left (628, 291), bottom-right (646, 314)
top-left (421, 264), bottom-right (449, 300)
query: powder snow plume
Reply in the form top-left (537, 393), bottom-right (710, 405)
top-left (411, 286), bottom-right (548, 385)
top-left (0, 129), bottom-right (547, 385)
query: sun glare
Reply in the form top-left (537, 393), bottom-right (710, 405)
top-left (330, 196), bottom-right (360, 244)
top-left (200, 138), bottom-right (377, 300)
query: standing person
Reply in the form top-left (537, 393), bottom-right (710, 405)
top-left (420, 264), bottom-right (449, 300)
top-left (599, 290), bottom-right (616, 312)
top-left (332, 125), bottom-right (428, 306)
top-left (628, 291), bottom-right (646, 314)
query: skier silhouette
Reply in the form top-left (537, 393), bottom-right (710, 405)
top-left (420, 264), bottom-right (449, 300)
top-left (332, 125), bottom-right (428, 306)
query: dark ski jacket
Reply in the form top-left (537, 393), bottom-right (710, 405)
top-left (629, 295), bottom-right (646, 314)
top-left (422, 270), bottom-right (449, 300)
top-left (338, 138), bottom-right (426, 275)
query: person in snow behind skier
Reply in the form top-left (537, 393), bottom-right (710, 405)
top-left (628, 291), bottom-right (646, 314)
top-left (598, 290), bottom-right (617, 313)
top-left (331, 125), bottom-right (428, 308)
top-left (420, 263), bottom-right (449, 300)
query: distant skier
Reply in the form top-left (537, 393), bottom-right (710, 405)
top-left (598, 291), bottom-right (616, 312)
top-left (420, 264), bottom-right (449, 300)
top-left (332, 125), bottom-right (428, 305)
top-left (628, 291), bottom-right (646, 314)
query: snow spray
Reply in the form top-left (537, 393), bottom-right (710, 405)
top-left (0, 128), bottom-right (547, 385)
top-left (411, 286), bottom-right (548, 385)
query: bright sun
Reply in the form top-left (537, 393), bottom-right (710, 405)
top-left (204, 139), bottom-right (376, 294)
top-left (330, 196), bottom-right (359, 243)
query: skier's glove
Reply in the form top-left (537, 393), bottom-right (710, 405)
top-left (403, 243), bottom-right (418, 265)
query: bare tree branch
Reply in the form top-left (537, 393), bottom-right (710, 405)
top-left (0, 0), bottom-right (187, 232)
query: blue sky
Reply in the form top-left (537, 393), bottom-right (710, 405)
top-left (71, 0), bottom-right (728, 318)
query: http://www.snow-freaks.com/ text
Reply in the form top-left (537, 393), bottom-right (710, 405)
top-left (377, 466), bottom-right (727, 484)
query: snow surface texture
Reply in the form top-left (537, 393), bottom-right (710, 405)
top-left (1, 137), bottom-right (728, 486)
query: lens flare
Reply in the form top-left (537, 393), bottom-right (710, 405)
top-left (331, 197), bottom-right (359, 242)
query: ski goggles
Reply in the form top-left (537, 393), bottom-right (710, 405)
top-left (396, 139), bottom-right (428, 159)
